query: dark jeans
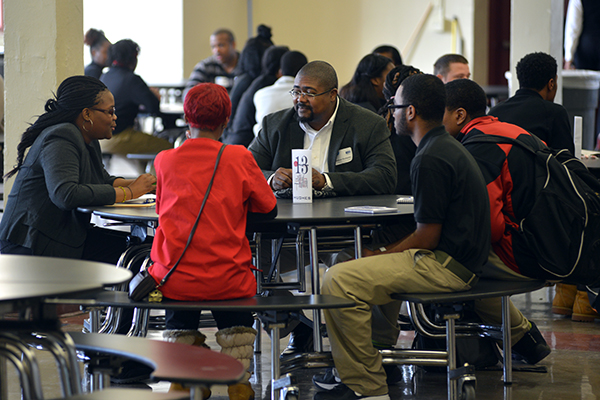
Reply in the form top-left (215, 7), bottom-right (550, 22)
top-left (165, 306), bottom-right (255, 331)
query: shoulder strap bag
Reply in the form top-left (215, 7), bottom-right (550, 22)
top-left (128, 144), bottom-right (227, 302)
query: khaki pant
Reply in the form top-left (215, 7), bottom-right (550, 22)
top-left (100, 127), bottom-right (172, 155)
top-left (322, 249), bottom-right (470, 396)
top-left (100, 127), bottom-right (172, 174)
top-left (474, 249), bottom-right (533, 343)
top-left (322, 248), bottom-right (532, 396)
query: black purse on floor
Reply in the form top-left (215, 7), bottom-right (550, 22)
top-left (128, 144), bottom-right (226, 302)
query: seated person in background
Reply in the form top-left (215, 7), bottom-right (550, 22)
top-left (378, 65), bottom-right (421, 196)
top-left (253, 50), bottom-right (308, 136)
top-left (99, 39), bottom-right (172, 172)
top-left (228, 24), bottom-right (274, 124)
top-left (0, 75), bottom-right (156, 263)
top-left (249, 60), bottom-right (397, 196)
top-left (313, 74), bottom-right (490, 400)
top-left (433, 53), bottom-right (471, 83)
top-left (339, 54), bottom-right (395, 113)
top-left (372, 44), bottom-right (403, 67)
top-left (184, 28), bottom-right (239, 97)
top-left (84, 28), bottom-right (111, 79)
top-left (148, 83), bottom-right (277, 400)
top-left (222, 45), bottom-right (290, 147)
top-left (488, 52), bottom-right (574, 153)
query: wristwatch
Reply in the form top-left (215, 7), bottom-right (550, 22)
top-left (321, 174), bottom-right (333, 191)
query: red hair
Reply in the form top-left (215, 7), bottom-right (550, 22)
top-left (184, 83), bottom-right (232, 131)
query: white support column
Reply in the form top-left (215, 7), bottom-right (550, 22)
top-left (509, 0), bottom-right (564, 102)
top-left (3, 0), bottom-right (83, 198)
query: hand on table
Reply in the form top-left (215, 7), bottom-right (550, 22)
top-left (312, 169), bottom-right (326, 190)
top-left (129, 173), bottom-right (157, 198)
top-left (271, 168), bottom-right (326, 190)
top-left (271, 168), bottom-right (293, 190)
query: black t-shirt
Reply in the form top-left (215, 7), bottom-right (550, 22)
top-left (411, 126), bottom-right (491, 274)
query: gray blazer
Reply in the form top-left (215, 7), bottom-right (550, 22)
top-left (248, 97), bottom-right (397, 196)
top-left (0, 123), bottom-right (118, 258)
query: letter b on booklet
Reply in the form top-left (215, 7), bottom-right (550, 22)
top-left (292, 149), bottom-right (312, 203)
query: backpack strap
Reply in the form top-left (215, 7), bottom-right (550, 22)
top-left (461, 133), bottom-right (539, 155)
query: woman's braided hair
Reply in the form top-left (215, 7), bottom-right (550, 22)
top-left (378, 65), bottom-right (422, 134)
top-left (5, 75), bottom-right (107, 179)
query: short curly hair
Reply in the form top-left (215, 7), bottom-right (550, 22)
top-left (184, 83), bottom-right (231, 131)
top-left (445, 79), bottom-right (487, 118)
top-left (400, 74), bottom-right (446, 123)
top-left (516, 52), bottom-right (557, 91)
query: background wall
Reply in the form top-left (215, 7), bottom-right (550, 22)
top-left (82, 0), bottom-right (486, 87)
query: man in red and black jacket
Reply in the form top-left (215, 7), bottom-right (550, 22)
top-left (443, 78), bottom-right (552, 364)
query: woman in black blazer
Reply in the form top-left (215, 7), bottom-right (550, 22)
top-left (0, 75), bottom-right (156, 263)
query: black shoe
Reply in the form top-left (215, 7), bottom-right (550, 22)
top-left (383, 364), bottom-right (403, 385)
top-left (512, 321), bottom-right (551, 364)
top-left (110, 360), bottom-right (153, 384)
top-left (281, 322), bottom-right (314, 357)
top-left (313, 384), bottom-right (390, 400)
top-left (313, 368), bottom-right (343, 391)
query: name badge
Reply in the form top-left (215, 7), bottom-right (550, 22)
top-left (335, 147), bottom-right (353, 165)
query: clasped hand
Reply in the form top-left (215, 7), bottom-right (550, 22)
top-left (271, 168), bottom-right (325, 191)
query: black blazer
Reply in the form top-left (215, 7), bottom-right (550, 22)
top-left (248, 97), bottom-right (397, 196)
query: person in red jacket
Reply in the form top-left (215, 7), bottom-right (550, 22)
top-left (149, 83), bottom-right (277, 400)
top-left (443, 78), bottom-right (553, 364)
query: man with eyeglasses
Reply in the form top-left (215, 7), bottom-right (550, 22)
top-left (248, 60), bottom-right (397, 357)
top-left (249, 60), bottom-right (396, 196)
top-left (312, 74), bottom-right (490, 400)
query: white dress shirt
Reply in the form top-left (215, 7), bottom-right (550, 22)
top-left (266, 97), bottom-right (339, 190)
top-left (253, 76), bottom-right (295, 137)
top-left (299, 97), bottom-right (339, 189)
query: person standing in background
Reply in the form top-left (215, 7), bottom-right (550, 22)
top-left (564, 0), bottom-right (600, 71)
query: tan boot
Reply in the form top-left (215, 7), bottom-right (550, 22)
top-left (163, 330), bottom-right (211, 399)
top-left (552, 283), bottom-right (577, 315)
top-left (572, 290), bottom-right (600, 322)
top-left (216, 326), bottom-right (257, 400)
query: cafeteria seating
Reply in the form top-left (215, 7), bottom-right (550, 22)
top-left (3, 283), bottom-right (600, 399)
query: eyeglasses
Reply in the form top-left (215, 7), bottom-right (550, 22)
top-left (289, 88), bottom-right (335, 100)
top-left (387, 104), bottom-right (411, 110)
top-left (91, 107), bottom-right (116, 116)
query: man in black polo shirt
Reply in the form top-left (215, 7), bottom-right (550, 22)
top-left (312, 74), bottom-right (490, 400)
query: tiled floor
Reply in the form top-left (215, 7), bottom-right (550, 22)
top-left (3, 286), bottom-right (600, 399)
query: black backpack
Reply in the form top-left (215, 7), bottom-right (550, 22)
top-left (462, 134), bottom-right (600, 287)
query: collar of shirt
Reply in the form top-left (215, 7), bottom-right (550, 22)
top-left (300, 97), bottom-right (339, 173)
